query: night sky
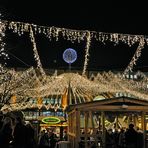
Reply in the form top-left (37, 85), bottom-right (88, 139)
top-left (0, 1), bottom-right (148, 72)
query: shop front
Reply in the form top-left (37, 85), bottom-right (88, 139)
top-left (39, 116), bottom-right (68, 140)
top-left (23, 109), bottom-right (68, 140)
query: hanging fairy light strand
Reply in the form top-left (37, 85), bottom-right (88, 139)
top-left (82, 31), bottom-right (91, 76)
top-left (1, 19), bottom-right (146, 45)
top-left (0, 14), bottom-right (9, 67)
top-left (29, 25), bottom-right (46, 77)
top-left (1, 19), bottom-right (148, 74)
top-left (124, 36), bottom-right (145, 74)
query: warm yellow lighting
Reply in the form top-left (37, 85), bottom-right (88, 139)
top-left (42, 116), bottom-right (61, 124)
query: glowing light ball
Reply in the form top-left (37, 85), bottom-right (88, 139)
top-left (63, 48), bottom-right (77, 64)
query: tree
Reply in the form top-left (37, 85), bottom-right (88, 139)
top-left (0, 66), bottom-right (41, 110)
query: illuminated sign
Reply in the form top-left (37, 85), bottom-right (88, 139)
top-left (42, 117), bottom-right (61, 124)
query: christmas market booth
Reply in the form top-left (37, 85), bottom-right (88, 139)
top-left (67, 96), bottom-right (148, 148)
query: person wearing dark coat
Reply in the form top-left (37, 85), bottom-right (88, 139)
top-left (0, 116), bottom-right (13, 148)
top-left (49, 131), bottom-right (57, 148)
top-left (13, 116), bottom-right (28, 148)
top-left (0, 111), bottom-right (3, 130)
top-left (125, 124), bottom-right (138, 148)
top-left (105, 128), bottom-right (116, 148)
top-left (136, 127), bottom-right (144, 148)
top-left (38, 130), bottom-right (50, 148)
top-left (25, 122), bottom-right (37, 148)
top-left (63, 130), bottom-right (68, 141)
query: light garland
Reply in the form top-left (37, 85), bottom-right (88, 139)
top-left (29, 25), bottom-right (46, 78)
top-left (1, 69), bottom-right (148, 111)
top-left (2, 20), bottom-right (148, 74)
top-left (20, 71), bottom-right (148, 103)
top-left (0, 14), bottom-right (9, 66)
top-left (82, 31), bottom-right (91, 76)
top-left (124, 36), bottom-right (145, 74)
top-left (94, 72), bottom-right (125, 94)
top-left (3, 20), bottom-right (145, 45)
top-left (93, 71), bottom-right (148, 100)
top-left (8, 21), bottom-right (30, 35)
top-left (27, 73), bottom-right (99, 99)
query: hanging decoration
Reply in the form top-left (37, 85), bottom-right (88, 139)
top-left (124, 36), bottom-right (145, 74)
top-left (82, 31), bottom-right (91, 76)
top-left (61, 88), bottom-right (68, 110)
top-left (29, 25), bottom-right (46, 77)
top-left (37, 97), bottom-right (43, 109)
top-left (3, 20), bottom-right (145, 45)
top-left (0, 14), bottom-right (9, 67)
top-left (63, 48), bottom-right (77, 64)
top-left (1, 19), bottom-right (147, 73)
top-left (10, 95), bottom-right (17, 104)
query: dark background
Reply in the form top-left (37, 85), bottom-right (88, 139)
top-left (0, 1), bottom-right (148, 72)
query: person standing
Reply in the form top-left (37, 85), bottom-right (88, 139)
top-left (25, 122), bottom-right (37, 148)
top-left (63, 130), bottom-right (68, 141)
top-left (118, 128), bottom-right (126, 148)
top-left (136, 127), bottom-right (144, 148)
top-left (0, 116), bottom-right (13, 148)
top-left (125, 124), bottom-right (138, 148)
top-left (38, 130), bottom-right (50, 148)
top-left (13, 116), bottom-right (28, 148)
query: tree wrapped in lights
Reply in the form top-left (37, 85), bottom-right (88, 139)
top-left (0, 67), bottom-right (41, 110)
top-left (0, 67), bottom-right (15, 109)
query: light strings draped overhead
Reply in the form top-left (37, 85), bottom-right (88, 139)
top-left (1, 19), bottom-right (148, 74)
top-left (1, 18), bottom-right (148, 111)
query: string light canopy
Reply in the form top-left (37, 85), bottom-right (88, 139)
top-left (2, 70), bottom-right (148, 112)
top-left (1, 18), bottom-right (148, 112)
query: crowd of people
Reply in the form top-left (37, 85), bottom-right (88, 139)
top-left (0, 110), bottom-right (145, 148)
top-left (79, 123), bottom-right (144, 148)
top-left (0, 111), bottom-right (37, 148)
top-left (0, 111), bottom-right (68, 148)
top-left (105, 123), bottom-right (144, 148)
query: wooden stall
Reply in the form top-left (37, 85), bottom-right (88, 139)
top-left (67, 96), bottom-right (148, 148)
